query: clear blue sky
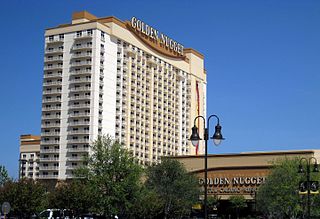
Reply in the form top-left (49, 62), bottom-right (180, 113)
top-left (1, 0), bottom-right (319, 178)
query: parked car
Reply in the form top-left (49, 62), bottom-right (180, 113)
top-left (38, 209), bottom-right (72, 219)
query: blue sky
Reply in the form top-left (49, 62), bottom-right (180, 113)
top-left (0, 0), bottom-right (319, 178)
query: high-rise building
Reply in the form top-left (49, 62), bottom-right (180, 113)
top-left (40, 11), bottom-right (206, 180)
top-left (19, 134), bottom-right (40, 179)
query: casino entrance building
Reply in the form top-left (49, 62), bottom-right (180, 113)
top-left (173, 149), bottom-right (320, 217)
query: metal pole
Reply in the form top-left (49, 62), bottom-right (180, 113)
top-left (204, 127), bottom-right (208, 219)
top-left (307, 161), bottom-right (310, 219)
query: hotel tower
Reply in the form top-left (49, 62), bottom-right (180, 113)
top-left (40, 11), bottom-right (206, 180)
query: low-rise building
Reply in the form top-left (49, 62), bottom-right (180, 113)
top-left (19, 134), bottom-right (40, 179)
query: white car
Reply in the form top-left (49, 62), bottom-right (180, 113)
top-left (38, 209), bottom-right (71, 219)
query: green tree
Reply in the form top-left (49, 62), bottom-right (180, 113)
top-left (207, 195), bottom-right (220, 214)
top-left (229, 195), bottom-right (247, 219)
top-left (0, 178), bottom-right (47, 218)
top-left (0, 165), bottom-right (9, 186)
top-left (130, 187), bottom-right (163, 219)
top-left (77, 135), bottom-right (143, 218)
top-left (48, 180), bottom-right (94, 217)
top-left (256, 157), bottom-right (320, 219)
top-left (145, 158), bottom-right (200, 219)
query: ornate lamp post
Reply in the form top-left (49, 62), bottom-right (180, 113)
top-left (189, 115), bottom-right (224, 219)
top-left (298, 157), bottom-right (319, 219)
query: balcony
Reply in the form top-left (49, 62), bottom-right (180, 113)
top-left (68, 113), bottom-right (90, 118)
top-left (44, 56), bottom-right (63, 62)
top-left (72, 44), bottom-right (92, 50)
top-left (46, 38), bottom-right (64, 44)
top-left (70, 61), bottom-right (92, 67)
top-left (43, 89), bottom-right (61, 95)
top-left (69, 87), bottom-right (91, 92)
top-left (71, 53), bottom-right (92, 59)
top-left (124, 47), bottom-right (136, 57)
top-left (67, 139), bottom-right (89, 144)
top-left (68, 121), bottom-right (90, 126)
top-left (69, 78), bottom-right (91, 84)
top-left (44, 73), bottom-right (62, 78)
top-left (68, 147), bottom-right (90, 152)
top-left (41, 114), bottom-right (61, 119)
top-left (41, 132), bottom-right (60, 137)
top-left (43, 81), bottom-right (62, 86)
top-left (70, 69), bottom-right (92, 76)
top-left (41, 123), bottom-right (61, 128)
top-left (42, 98), bottom-right (61, 103)
top-left (42, 106), bottom-right (61, 111)
top-left (45, 48), bottom-right (63, 54)
top-left (67, 156), bottom-right (85, 161)
top-left (147, 57), bottom-right (157, 67)
top-left (66, 165), bottom-right (81, 170)
top-left (40, 149), bottom-right (60, 153)
top-left (68, 130), bottom-right (90, 135)
top-left (69, 104), bottom-right (90, 109)
top-left (39, 166), bottom-right (59, 170)
top-left (38, 174), bottom-right (59, 179)
top-left (41, 140), bottom-right (60, 145)
top-left (69, 95), bottom-right (91, 101)
top-left (74, 33), bottom-right (93, 39)
top-left (39, 157), bottom-right (59, 162)
top-left (44, 65), bottom-right (63, 71)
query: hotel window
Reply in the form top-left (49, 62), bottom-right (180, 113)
top-left (76, 31), bottom-right (82, 37)
top-left (49, 36), bottom-right (54, 41)
top-left (59, 34), bottom-right (64, 40)
top-left (87, 29), bottom-right (93, 35)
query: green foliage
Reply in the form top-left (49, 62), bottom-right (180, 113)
top-left (48, 180), bottom-right (93, 217)
top-left (0, 165), bottom-right (9, 186)
top-left (256, 157), bottom-right (320, 219)
top-left (145, 158), bottom-right (200, 219)
top-left (229, 195), bottom-right (247, 219)
top-left (77, 135), bottom-right (143, 217)
top-left (0, 178), bottom-right (47, 218)
top-left (207, 195), bottom-right (220, 212)
top-left (130, 187), bottom-right (163, 219)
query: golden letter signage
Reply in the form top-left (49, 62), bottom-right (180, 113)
top-left (130, 17), bottom-right (184, 56)
top-left (198, 176), bottom-right (267, 194)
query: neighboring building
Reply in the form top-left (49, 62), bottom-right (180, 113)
top-left (40, 11), bottom-right (206, 180)
top-left (19, 134), bottom-right (40, 179)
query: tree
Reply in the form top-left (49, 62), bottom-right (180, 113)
top-left (207, 195), bottom-right (220, 214)
top-left (0, 178), bottom-right (47, 218)
top-left (229, 195), bottom-right (247, 219)
top-left (77, 135), bottom-right (143, 218)
top-left (0, 165), bottom-right (9, 186)
top-left (145, 158), bottom-right (200, 219)
top-left (256, 157), bottom-right (320, 219)
top-left (48, 180), bottom-right (94, 217)
top-left (130, 187), bottom-right (163, 219)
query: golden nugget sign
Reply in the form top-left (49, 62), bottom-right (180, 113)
top-left (130, 17), bottom-right (184, 55)
top-left (199, 177), bottom-right (266, 194)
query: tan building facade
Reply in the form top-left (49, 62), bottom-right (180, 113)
top-left (19, 135), bottom-right (40, 179)
top-left (40, 11), bottom-right (206, 180)
top-left (174, 150), bottom-right (320, 200)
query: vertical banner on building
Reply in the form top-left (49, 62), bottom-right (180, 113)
top-left (196, 81), bottom-right (200, 155)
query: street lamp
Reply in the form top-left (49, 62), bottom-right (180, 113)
top-left (298, 157), bottom-right (319, 219)
top-left (189, 115), bottom-right (224, 219)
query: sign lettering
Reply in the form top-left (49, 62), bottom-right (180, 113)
top-left (130, 17), bottom-right (184, 56)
